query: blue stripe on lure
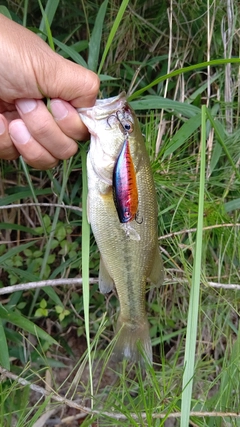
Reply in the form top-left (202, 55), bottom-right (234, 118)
top-left (113, 137), bottom-right (138, 224)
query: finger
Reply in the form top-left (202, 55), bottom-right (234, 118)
top-left (15, 98), bottom-right (78, 160)
top-left (0, 114), bottom-right (19, 160)
top-left (50, 99), bottom-right (89, 140)
top-left (9, 119), bottom-right (59, 170)
top-left (52, 59), bottom-right (100, 108)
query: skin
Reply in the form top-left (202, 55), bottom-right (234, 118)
top-left (0, 14), bottom-right (100, 170)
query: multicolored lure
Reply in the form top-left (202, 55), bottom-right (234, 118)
top-left (113, 137), bottom-right (138, 224)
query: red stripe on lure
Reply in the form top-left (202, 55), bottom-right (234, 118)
top-left (113, 137), bottom-right (138, 223)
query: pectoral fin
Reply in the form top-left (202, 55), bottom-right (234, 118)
top-left (148, 245), bottom-right (164, 287)
top-left (99, 257), bottom-right (115, 294)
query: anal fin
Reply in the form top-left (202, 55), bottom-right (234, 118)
top-left (148, 245), bottom-right (164, 287)
top-left (99, 256), bottom-right (115, 294)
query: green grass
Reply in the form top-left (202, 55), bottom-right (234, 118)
top-left (0, 0), bottom-right (240, 425)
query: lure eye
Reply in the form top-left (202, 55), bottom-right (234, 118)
top-left (121, 120), bottom-right (134, 134)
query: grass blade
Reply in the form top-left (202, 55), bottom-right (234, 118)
top-left (0, 241), bottom-right (36, 265)
top-left (162, 112), bottom-right (202, 159)
top-left (218, 324), bottom-right (240, 413)
top-left (88, 0), bottom-right (108, 72)
top-left (98, 0), bottom-right (129, 75)
top-left (80, 145), bottom-right (93, 404)
top-left (38, 0), bottom-right (60, 45)
top-left (0, 305), bottom-right (57, 345)
top-left (128, 58), bottom-right (240, 101)
top-left (206, 109), bottom-right (240, 182)
top-left (180, 105), bottom-right (206, 427)
top-left (0, 319), bottom-right (10, 369)
top-left (53, 37), bottom-right (88, 67)
top-left (0, 5), bottom-right (12, 19)
top-left (0, 188), bottom-right (52, 206)
top-left (130, 96), bottom-right (200, 119)
top-left (28, 160), bottom-right (73, 316)
top-left (19, 157), bottom-right (46, 234)
top-left (224, 198), bottom-right (240, 212)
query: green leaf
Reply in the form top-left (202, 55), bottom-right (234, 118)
top-left (130, 96), bottom-right (200, 119)
top-left (206, 109), bottom-right (240, 182)
top-left (0, 305), bottom-right (57, 345)
top-left (40, 299), bottom-right (47, 309)
top-left (57, 40), bottom-right (88, 58)
top-left (50, 239), bottom-right (59, 250)
top-left (59, 312), bottom-right (65, 322)
top-left (55, 225), bottom-right (66, 242)
top-left (33, 250), bottom-right (43, 258)
top-left (218, 324), bottom-right (240, 412)
top-left (0, 6), bottom-right (12, 19)
top-left (0, 241), bottom-right (36, 265)
top-left (99, 74), bottom-right (118, 81)
top-left (19, 157), bottom-right (46, 234)
top-left (47, 254), bottom-right (56, 264)
top-left (35, 308), bottom-right (48, 317)
top-left (55, 305), bottom-right (63, 314)
top-left (0, 244), bottom-right (6, 256)
top-left (43, 286), bottom-right (63, 308)
top-left (80, 145), bottom-right (93, 395)
top-left (53, 37), bottom-right (88, 68)
top-left (38, 0), bottom-right (60, 45)
top-left (43, 215), bottom-right (51, 228)
top-left (0, 222), bottom-right (38, 235)
top-left (0, 319), bottom-right (10, 369)
top-left (163, 112), bottom-right (202, 159)
top-left (3, 266), bottom-right (39, 283)
top-left (128, 58), bottom-right (240, 101)
top-left (180, 106), bottom-right (207, 427)
top-left (0, 188), bottom-right (52, 206)
top-left (88, 0), bottom-right (108, 72)
top-left (98, 0), bottom-right (129, 74)
top-left (27, 396), bottom-right (53, 427)
top-left (224, 198), bottom-right (240, 213)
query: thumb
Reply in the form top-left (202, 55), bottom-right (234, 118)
top-left (0, 14), bottom-right (99, 108)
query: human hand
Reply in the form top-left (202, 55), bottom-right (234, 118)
top-left (0, 14), bottom-right (99, 169)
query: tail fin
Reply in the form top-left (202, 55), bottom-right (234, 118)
top-left (111, 316), bottom-right (152, 365)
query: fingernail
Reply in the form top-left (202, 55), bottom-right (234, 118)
top-left (9, 121), bottom-right (31, 145)
top-left (0, 117), bottom-right (6, 135)
top-left (50, 100), bottom-right (69, 120)
top-left (16, 99), bottom-right (37, 114)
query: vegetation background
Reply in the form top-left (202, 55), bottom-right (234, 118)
top-left (0, 0), bottom-right (239, 426)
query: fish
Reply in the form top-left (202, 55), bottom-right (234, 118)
top-left (78, 92), bottom-right (164, 364)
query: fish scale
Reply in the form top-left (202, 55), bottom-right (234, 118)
top-left (78, 92), bottom-right (164, 365)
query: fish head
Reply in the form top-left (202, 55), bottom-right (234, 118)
top-left (78, 92), bottom-right (141, 184)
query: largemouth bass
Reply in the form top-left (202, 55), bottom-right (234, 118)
top-left (78, 92), bottom-right (164, 364)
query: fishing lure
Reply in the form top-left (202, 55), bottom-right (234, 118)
top-left (113, 137), bottom-right (138, 223)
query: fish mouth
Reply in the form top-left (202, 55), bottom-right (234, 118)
top-left (77, 91), bottom-right (127, 118)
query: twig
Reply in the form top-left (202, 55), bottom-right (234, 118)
top-left (0, 278), bottom-right (98, 295)
top-left (208, 282), bottom-right (240, 291)
top-left (57, 413), bottom-right (87, 424)
top-left (0, 277), bottom-right (239, 295)
top-left (0, 367), bottom-right (240, 420)
top-left (164, 278), bottom-right (240, 291)
top-left (159, 223), bottom-right (240, 240)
